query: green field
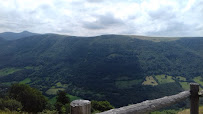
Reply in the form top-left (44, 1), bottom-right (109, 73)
top-left (56, 82), bottom-right (63, 87)
top-left (19, 78), bottom-right (31, 84)
top-left (24, 66), bottom-right (41, 70)
top-left (175, 76), bottom-right (186, 81)
top-left (155, 75), bottom-right (175, 84)
top-left (2, 81), bottom-right (17, 86)
top-left (45, 82), bottom-right (69, 95)
top-left (179, 82), bottom-right (190, 90)
top-left (193, 76), bottom-right (203, 86)
top-left (142, 76), bottom-right (158, 86)
top-left (46, 88), bottom-right (65, 95)
top-left (67, 94), bottom-right (80, 101)
top-left (0, 68), bottom-right (22, 77)
top-left (24, 66), bottom-right (34, 69)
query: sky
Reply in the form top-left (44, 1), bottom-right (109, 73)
top-left (0, 0), bottom-right (202, 37)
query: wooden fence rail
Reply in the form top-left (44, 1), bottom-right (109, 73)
top-left (70, 83), bottom-right (203, 114)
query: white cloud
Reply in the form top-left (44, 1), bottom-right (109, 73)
top-left (0, 0), bottom-right (202, 36)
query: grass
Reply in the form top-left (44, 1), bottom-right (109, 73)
top-left (142, 76), bottom-right (158, 86)
top-left (193, 76), bottom-right (203, 86)
top-left (0, 68), bottom-right (22, 77)
top-left (56, 82), bottom-right (63, 87)
top-left (45, 82), bottom-right (70, 95)
top-left (49, 96), bottom-right (57, 104)
top-left (24, 66), bottom-right (34, 69)
top-left (179, 82), bottom-right (190, 90)
top-left (2, 82), bottom-right (12, 86)
top-left (45, 88), bottom-right (65, 95)
top-left (115, 79), bottom-right (142, 89)
top-left (178, 106), bottom-right (203, 114)
top-left (67, 94), bottom-right (80, 101)
top-left (19, 78), bottom-right (31, 84)
top-left (155, 75), bottom-right (175, 84)
top-left (175, 76), bottom-right (186, 81)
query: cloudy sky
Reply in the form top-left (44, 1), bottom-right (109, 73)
top-left (0, 0), bottom-right (202, 37)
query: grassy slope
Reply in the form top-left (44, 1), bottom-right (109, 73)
top-left (19, 78), bottom-right (31, 84)
top-left (155, 75), bottom-right (175, 84)
top-left (0, 68), bottom-right (22, 77)
top-left (142, 76), bottom-right (158, 86)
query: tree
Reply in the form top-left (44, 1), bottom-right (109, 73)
top-left (56, 90), bottom-right (70, 105)
top-left (55, 90), bottom-right (70, 114)
top-left (9, 83), bottom-right (47, 112)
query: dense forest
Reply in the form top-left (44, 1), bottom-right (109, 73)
top-left (0, 32), bottom-right (203, 108)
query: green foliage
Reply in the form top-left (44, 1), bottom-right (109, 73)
top-left (193, 76), bottom-right (203, 86)
top-left (0, 34), bottom-right (203, 107)
top-left (46, 88), bottom-right (65, 95)
top-left (0, 98), bottom-right (22, 111)
top-left (61, 103), bottom-right (70, 114)
top-left (9, 83), bottom-right (47, 112)
top-left (115, 79), bottom-right (142, 89)
top-left (54, 91), bottom-right (70, 114)
top-left (155, 75), bottom-right (175, 84)
top-left (56, 91), bottom-right (70, 105)
top-left (91, 100), bottom-right (114, 112)
top-left (54, 102), bottom-right (63, 113)
top-left (19, 78), bottom-right (31, 84)
top-left (179, 82), bottom-right (190, 90)
top-left (0, 68), bottom-right (22, 77)
top-left (67, 94), bottom-right (80, 102)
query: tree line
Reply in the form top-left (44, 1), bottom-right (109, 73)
top-left (0, 83), bottom-right (113, 113)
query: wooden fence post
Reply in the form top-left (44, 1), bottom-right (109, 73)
top-left (70, 100), bottom-right (91, 114)
top-left (190, 83), bottom-right (199, 114)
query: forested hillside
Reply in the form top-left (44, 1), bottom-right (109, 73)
top-left (0, 31), bottom-right (38, 40)
top-left (0, 34), bottom-right (203, 107)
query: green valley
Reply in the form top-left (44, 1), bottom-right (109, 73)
top-left (0, 33), bottom-right (203, 108)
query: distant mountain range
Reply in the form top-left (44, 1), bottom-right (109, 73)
top-left (0, 31), bottom-right (38, 40)
top-left (0, 32), bottom-right (203, 107)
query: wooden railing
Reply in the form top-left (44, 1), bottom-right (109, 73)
top-left (70, 83), bottom-right (203, 114)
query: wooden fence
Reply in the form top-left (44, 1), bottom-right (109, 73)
top-left (70, 83), bottom-right (203, 114)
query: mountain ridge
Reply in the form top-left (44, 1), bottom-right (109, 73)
top-left (0, 31), bottom-right (39, 40)
top-left (0, 34), bottom-right (203, 107)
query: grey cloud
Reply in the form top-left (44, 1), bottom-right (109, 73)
top-left (148, 6), bottom-right (176, 20)
top-left (147, 21), bottom-right (194, 36)
top-left (83, 23), bottom-right (105, 30)
top-left (0, 0), bottom-right (202, 36)
top-left (98, 13), bottom-right (124, 25)
top-left (83, 13), bottom-right (124, 30)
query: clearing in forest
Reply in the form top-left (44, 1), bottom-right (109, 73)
top-left (142, 76), bottom-right (158, 86)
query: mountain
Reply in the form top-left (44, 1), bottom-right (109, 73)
top-left (0, 31), bottom-right (39, 40)
top-left (0, 34), bottom-right (203, 107)
top-left (0, 37), bottom-right (6, 42)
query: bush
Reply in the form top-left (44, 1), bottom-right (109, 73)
top-left (91, 100), bottom-right (114, 112)
top-left (9, 83), bottom-right (47, 112)
top-left (0, 98), bottom-right (22, 111)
